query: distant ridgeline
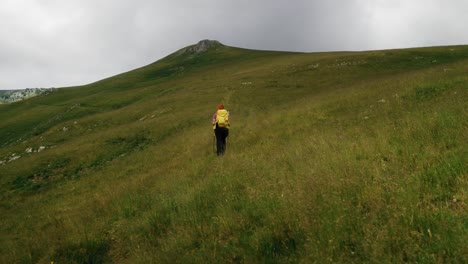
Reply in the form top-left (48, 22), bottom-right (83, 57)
top-left (0, 88), bottom-right (55, 104)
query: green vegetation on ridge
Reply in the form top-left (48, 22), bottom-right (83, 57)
top-left (1, 41), bottom-right (467, 263)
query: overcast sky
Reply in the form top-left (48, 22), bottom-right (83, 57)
top-left (1, 0), bottom-right (467, 90)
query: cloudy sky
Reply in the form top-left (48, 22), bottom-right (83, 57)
top-left (1, 0), bottom-right (467, 90)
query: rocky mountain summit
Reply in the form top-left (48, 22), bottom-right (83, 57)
top-left (177, 39), bottom-right (223, 55)
top-left (0, 88), bottom-right (54, 104)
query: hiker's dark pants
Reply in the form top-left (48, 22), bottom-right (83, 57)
top-left (215, 127), bottom-right (229, 156)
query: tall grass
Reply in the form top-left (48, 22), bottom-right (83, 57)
top-left (1, 44), bottom-right (467, 263)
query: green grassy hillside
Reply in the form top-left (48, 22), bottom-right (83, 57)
top-left (1, 41), bottom-right (467, 263)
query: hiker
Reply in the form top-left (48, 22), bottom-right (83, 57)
top-left (212, 104), bottom-right (230, 156)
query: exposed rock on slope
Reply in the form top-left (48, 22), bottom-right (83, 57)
top-left (0, 88), bottom-right (54, 103)
top-left (177, 39), bottom-right (222, 55)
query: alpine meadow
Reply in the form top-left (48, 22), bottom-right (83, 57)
top-left (0, 40), bottom-right (467, 263)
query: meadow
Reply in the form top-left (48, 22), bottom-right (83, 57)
top-left (0, 41), bottom-right (467, 263)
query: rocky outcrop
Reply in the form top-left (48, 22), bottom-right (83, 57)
top-left (0, 145), bottom-right (49, 166)
top-left (178, 39), bottom-right (222, 55)
top-left (0, 88), bottom-right (55, 104)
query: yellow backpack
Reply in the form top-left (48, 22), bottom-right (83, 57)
top-left (216, 109), bottom-right (229, 128)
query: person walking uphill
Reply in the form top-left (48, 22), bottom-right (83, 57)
top-left (212, 104), bottom-right (230, 156)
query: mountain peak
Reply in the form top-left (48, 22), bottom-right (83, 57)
top-left (178, 39), bottom-right (223, 55)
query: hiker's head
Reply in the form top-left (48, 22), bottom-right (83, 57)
top-left (217, 104), bottom-right (224, 110)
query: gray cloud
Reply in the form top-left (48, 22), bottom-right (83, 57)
top-left (1, 0), bottom-right (467, 89)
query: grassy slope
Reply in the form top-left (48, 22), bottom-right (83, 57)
top-left (0, 43), bottom-right (467, 263)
